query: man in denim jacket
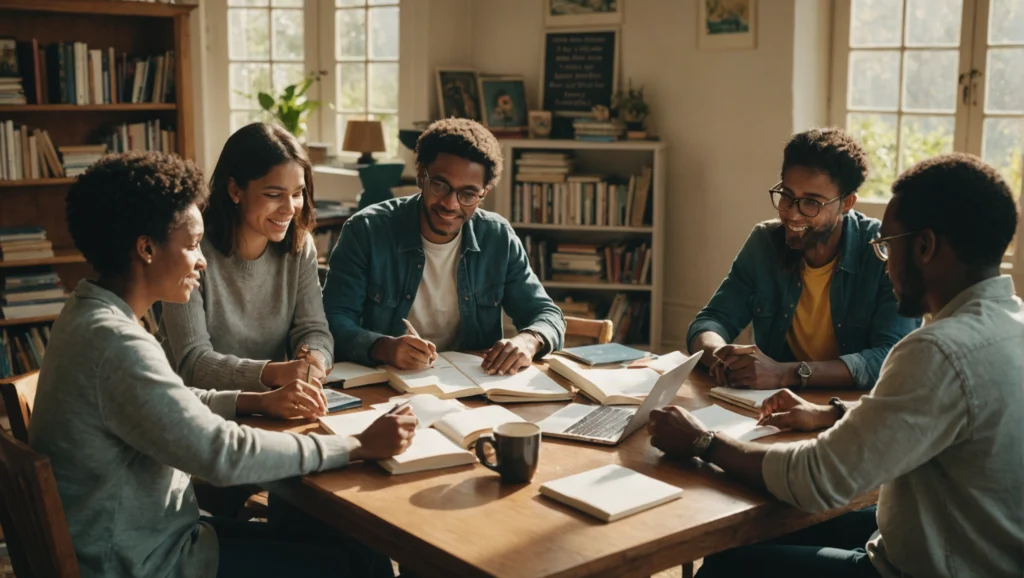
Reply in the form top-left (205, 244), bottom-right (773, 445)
top-left (687, 129), bottom-right (919, 390)
top-left (323, 118), bottom-right (564, 374)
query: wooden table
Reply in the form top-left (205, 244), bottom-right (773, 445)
top-left (244, 365), bottom-right (875, 578)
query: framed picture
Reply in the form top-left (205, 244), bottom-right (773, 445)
top-left (479, 76), bottom-right (529, 131)
top-left (545, 0), bottom-right (622, 28)
top-left (698, 0), bottom-right (757, 50)
top-left (0, 38), bottom-right (19, 78)
top-left (435, 69), bottom-right (483, 122)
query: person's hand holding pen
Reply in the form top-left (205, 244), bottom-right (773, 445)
top-left (369, 319), bottom-right (438, 370)
top-left (260, 345), bottom-right (326, 388)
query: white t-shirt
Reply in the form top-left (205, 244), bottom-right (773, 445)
top-left (406, 233), bottom-right (462, 351)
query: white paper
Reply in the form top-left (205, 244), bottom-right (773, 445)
top-left (690, 405), bottom-right (780, 441)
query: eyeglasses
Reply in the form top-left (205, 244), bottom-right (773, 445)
top-left (769, 181), bottom-right (842, 218)
top-left (868, 231), bottom-right (921, 262)
top-left (423, 172), bottom-right (487, 207)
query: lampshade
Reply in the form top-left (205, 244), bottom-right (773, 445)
top-left (342, 120), bottom-right (387, 154)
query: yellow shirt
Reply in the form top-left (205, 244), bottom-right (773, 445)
top-left (786, 257), bottom-right (840, 362)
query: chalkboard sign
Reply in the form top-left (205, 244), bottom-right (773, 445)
top-left (541, 29), bottom-right (619, 114)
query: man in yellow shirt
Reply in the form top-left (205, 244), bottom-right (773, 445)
top-left (687, 128), bottom-right (920, 390)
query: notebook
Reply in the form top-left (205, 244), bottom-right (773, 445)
top-left (323, 388), bottom-right (362, 412)
top-left (708, 387), bottom-right (783, 410)
top-left (546, 351), bottom-right (690, 405)
top-left (539, 464), bottom-right (683, 522)
top-left (554, 343), bottom-right (652, 366)
top-left (387, 351), bottom-right (572, 402)
top-left (690, 404), bottom-right (780, 442)
top-left (325, 362), bottom-right (389, 389)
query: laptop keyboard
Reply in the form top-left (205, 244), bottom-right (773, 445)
top-left (565, 406), bottom-right (634, 440)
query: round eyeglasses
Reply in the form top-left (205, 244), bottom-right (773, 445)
top-left (769, 181), bottom-right (842, 218)
top-left (423, 173), bottom-right (487, 207)
top-left (868, 231), bottom-right (921, 262)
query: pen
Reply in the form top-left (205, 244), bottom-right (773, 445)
top-left (401, 318), bottom-right (420, 338)
top-left (386, 399), bottom-right (412, 415)
top-left (299, 344), bottom-right (313, 382)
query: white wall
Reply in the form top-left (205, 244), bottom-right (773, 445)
top-left (469, 0), bottom-right (817, 349)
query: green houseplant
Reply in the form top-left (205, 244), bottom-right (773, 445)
top-left (613, 80), bottom-right (649, 130)
top-left (255, 70), bottom-right (326, 140)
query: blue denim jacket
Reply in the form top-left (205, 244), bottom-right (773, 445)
top-left (686, 211), bottom-right (920, 389)
top-left (323, 194), bottom-right (565, 366)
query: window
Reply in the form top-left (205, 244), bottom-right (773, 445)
top-left (221, 0), bottom-right (400, 155)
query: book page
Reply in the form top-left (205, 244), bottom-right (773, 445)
top-left (370, 394), bottom-right (467, 429)
top-left (388, 355), bottom-right (479, 396)
top-left (580, 367), bottom-right (661, 398)
top-left (318, 409), bottom-right (385, 437)
top-left (381, 429), bottom-right (476, 474)
top-left (690, 405), bottom-right (780, 441)
top-left (433, 405), bottom-right (526, 448)
top-left (453, 362), bottom-right (569, 398)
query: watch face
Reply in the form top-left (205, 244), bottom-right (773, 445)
top-left (798, 363), bottom-right (811, 377)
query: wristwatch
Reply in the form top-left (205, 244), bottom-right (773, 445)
top-left (796, 361), bottom-right (812, 390)
top-left (828, 397), bottom-right (848, 420)
top-left (692, 430), bottom-right (717, 459)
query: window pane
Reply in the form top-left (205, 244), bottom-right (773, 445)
top-left (368, 62), bottom-right (398, 112)
top-left (904, 0), bottom-right (961, 47)
top-left (272, 0), bottom-right (302, 6)
top-left (337, 62), bottom-right (366, 111)
top-left (369, 0), bottom-right (400, 5)
top-left (273, 63), bottom-right (306, 96)
top-left (368, 6), bottom-right (399, 60)
top-left (337, 0), bottom-right (365, 5)
top-left (336, 8), bottom-right (367, 60)
top-left (272, 8), bottom-right (304, 61)
top-left (848, 50), bottom-right (901, 110)
top-left (230, 63), bottom-right (271, 109)
top-left (228, 9), bottom-right (270, 60)
top-left (985, 48), bottom-right (1024, 114)
top-left (850, 0), bottom-right (903, 47)
top-left (373, 112), bottom-right (399, 157)
top-left (982, 117), bottom-right (1024, 200)
top-left (231, 110), bottom-right (268, 133)
top-left (848, 113), bottom-right (898, 198)
top-left (902, 50), bottom-right (959, 112)
top-left (899, 115), bottom-right (955, 171)
top-left (990, 0), bottom-right (1024, 45)
top-left (230, 0), bottom-right (268, 6)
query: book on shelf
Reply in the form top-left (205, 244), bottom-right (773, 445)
top-left (546, 350), bottom-right (689, 405)
top-left (539, 464), bottom-right (683, 522)
top-left (0, 121), bottom-right (64, 180)
top-left (571, 118), bottom-right (626, 142)
top-left (0, 227), bottom-right (55, 261)
top-left (0, 39), bottom-right (26, 105)
top-left (511, 166), bottom-right (652, 228)
top-left (0, 324), bottom-right (51, 379)
top-left (522, 237), bottom-right (652, 286)
top-left (387, 351), bottom-right (572, 402)
top-left (59, 144), bottom-right (106, 178)
top-left (102, 120), bottom-right (177, 155)
top-left (0, 263), bottom-right (69, 321)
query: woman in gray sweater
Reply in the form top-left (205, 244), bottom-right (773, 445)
top-left (160, 122), bottom-right (334, 395)
top-left (29, 151), bottom-right (415, 577)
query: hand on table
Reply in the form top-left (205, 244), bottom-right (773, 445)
top-left (647, 405), bottom-right (709, 459)
top-left (719, 345), bottom-right (790, 390)
top-left (481, 332), bottom-right (542, 376)
top-left (351, 404), bottom-right (419, 461)
top-left (756, 389), bottom-right (837, 431)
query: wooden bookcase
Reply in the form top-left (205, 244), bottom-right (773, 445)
top-left (0, 0), bottom-right (196, 383)
top-left (492, 138), bottom-right (668, 352)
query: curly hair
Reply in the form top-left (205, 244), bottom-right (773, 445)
top-left (206, 122), bottom-right (316, 257)
top-left (66, 152), bottom-right (209, 277)
top-left (892, 152), bottom-right (1018, 268)
top-left (415, 118), bottom-right (504, 188)
top-left (781, 128), bottom-right (869, 196)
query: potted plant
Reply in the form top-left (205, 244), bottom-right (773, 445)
top-left (254, 70), bottom-right (327, 140)
top-left (613, 80), bottom-right (649, 132)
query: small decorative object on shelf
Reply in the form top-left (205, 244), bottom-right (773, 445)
top-left (342, 119), bottom-right (387, 166)
top-left (528, 111), bottom-right (552, 139)
top-left (613, 80), bottom-right (649, 140)
top-left (253, 70), bottom-right (325, 140)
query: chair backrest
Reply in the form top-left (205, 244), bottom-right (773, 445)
top-left (0, 371), bottom-right (38, 443)
top-left (564, 317), bottom-right (614, 345)
top-left (0, 429), bottom-right (80, 578)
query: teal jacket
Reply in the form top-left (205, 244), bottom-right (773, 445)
top-left (686, 211), bottom-right (920, 389)
top-left (323, 194), bottom-right (565, 365)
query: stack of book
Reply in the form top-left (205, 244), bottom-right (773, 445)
top-left (550, 243), bottom-right (603, 283)
top-left (0, 121), bottom-right (65, 180)
top-left (0, 77), bottom-right (25, 105)
top-left (514, 152), bottom-right (573, 184)
top-left (555, 297), bottom-right (597, 320)
top-left (0, 324), bottom-right (51, 378)
top-left (0, 227), bottom-right (55, 264)
top-left (59, 144), bottom-right (107, 177)
top-left (0, 39), bottom-right (26, 104)
top-left (572, 119), bottom-right (624, 142)
top-left (10, 38), bottom-right (175, 105)
top-left (1, 268), bottom-right (66, 320)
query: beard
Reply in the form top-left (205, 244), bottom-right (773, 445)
top-left (421, 197), bottom-right (464, 238)
top-left (785, 217), bottom-right (841, 252)
top-left (896, 246), bottom-right (927, 318)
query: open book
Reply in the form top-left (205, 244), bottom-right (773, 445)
top-left (546, 350), bottom-right (689, 405)
top-left (708, 387), bottom-right (783, 410)
top-left (324, 362), bottom-right (389, 389)
top-left (318, 395), bottom-right (527, 474)
top-left (387, 351), bottom-right (571, 402)
top-left (690, 404), bottom-right (780, 442)
top-left (539, 464), bottom-right (683, 522)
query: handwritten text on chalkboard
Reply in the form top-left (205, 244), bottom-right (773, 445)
top-left (542, 30), bottom-right (617, 113)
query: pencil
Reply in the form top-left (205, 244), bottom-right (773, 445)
top-left (401, 318), bottom-right (420, 337)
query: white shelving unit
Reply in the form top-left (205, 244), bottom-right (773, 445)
top-left (490, 138), bottom-right (668, 352)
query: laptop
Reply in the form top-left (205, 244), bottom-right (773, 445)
top-left (537, 351), bottom-right (703, 445)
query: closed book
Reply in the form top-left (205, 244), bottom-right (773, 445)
top-left (708, 387), bottom-right (782, 410)
top-left (539, 465), bottom-right (683, 522)
top-left (324, 362), bottom-right (389, 389)
top-left (555, 343), bottom-right (651, 366)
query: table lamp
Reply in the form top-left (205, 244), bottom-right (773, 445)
top-left (342, 120), bottom-right (387, 165)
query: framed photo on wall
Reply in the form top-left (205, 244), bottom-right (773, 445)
top-left (540, 28), bottom-right (619, 116)
top-left (435, 69), bottom-right (483, 122)
top-left (698, 0), bottom-right (757, 50)
top-left (479, 76), bottom-right (529, 131)
top-left (545, 0), bottom-right (623, 28)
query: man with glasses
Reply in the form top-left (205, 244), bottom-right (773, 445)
top-left (687, 128), bottom-right (918, 390)
top-left (649, 153), bottom-right (1023, 577)
top-left (323, 118), bottom-right (564, 373)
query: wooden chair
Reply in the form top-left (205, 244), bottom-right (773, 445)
top-left (0, 370), bottom-right (38, 443)
top-left (0, 429), bottom-right (80, 577)
top-left (564, 316), bottom-right (614, 345)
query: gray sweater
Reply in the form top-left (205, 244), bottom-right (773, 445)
top-left (29, 280), bottom-right (357, 578)
top-left (159, 235), bottom-right (333, 392)
top-left (762, 276), bottom-right (1024, 577)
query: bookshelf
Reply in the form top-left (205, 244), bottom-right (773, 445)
top-left (0, 0), bottom-right (196, 380)
top-left (492, 138), bottom-right (668, 352)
